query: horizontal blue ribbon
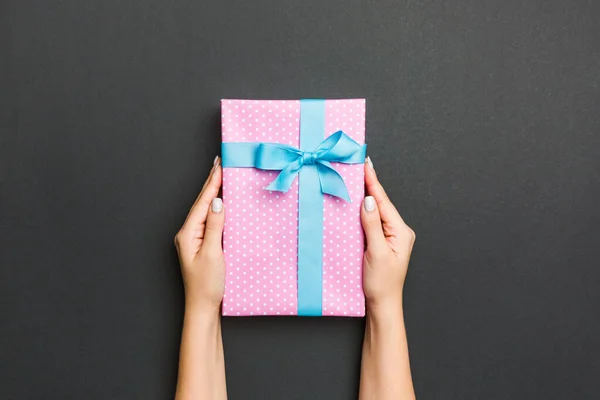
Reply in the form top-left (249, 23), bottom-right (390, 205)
top-left (222, 99), bottom-right (366, 316)
top-left (221, 130), bottom-right (366, 202)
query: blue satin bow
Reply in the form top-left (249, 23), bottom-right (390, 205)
top-left (222, 130), bottom-right (367, 202)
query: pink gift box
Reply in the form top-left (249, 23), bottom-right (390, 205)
top-left (221, 99), bottom-right (366, 317)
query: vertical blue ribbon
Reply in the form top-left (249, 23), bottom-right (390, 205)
top-left (297, 99), bottom-right (325, 316)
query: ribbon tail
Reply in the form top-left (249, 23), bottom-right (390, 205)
top-left (265, 158), bottom-right (303, 192)
top-left (316, 161), bottom-right (351, 202)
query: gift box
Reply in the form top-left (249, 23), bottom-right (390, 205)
top-left (221, 99), bottom-right (366, 317)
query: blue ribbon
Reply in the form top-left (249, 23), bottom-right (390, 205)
top-left (221, 99), bottom-right (366, 316)
top-left (221, 130), bottom-right (366, 202)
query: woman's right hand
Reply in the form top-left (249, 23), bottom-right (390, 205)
top-left (360, 157), bottom-right (416, 312)
top-left (359, 158), bottom-right (417, 399)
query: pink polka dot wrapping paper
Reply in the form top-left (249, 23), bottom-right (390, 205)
top-left (221, 99), bottom-right (366, 317)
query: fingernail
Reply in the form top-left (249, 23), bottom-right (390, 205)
top-left (364, 196), bottom-right (375, 212)
top-left (366, 156), bottom-right (374, 170)
top-left (211, 198), bottom-right (223, 213)
top-left (213, 155), bottom-right (220, 166)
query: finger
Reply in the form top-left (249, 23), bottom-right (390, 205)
top-left (202, 197), bottom-right (225, 251)
top-left (187, 156), bottom-right (220, 218)
top-left (360, 196), bottom-right (388, 253)
top-left (174, 228), bottom-right (203, 264)
top-left (182, 162), bottom-right (222, 231)
top-left (364, 158), bottom-right (404, 226)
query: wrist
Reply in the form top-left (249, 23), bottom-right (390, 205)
top-left (366, 295), bottom-right (404, 323)
top-left (184, 298), bottom-right (221, 320)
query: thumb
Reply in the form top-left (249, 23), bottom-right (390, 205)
top-left (203, 198), bottom-right (225, 250)
top-left (361, 196), bottom-right (387, 253)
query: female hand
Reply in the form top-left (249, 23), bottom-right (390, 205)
top-left (359, 157), bottom-right (417, 399)
top-left (174, 157), bottom-right (228, 400)
top-left (360, 157), bottom-right (416, 312)
top-left (174, 157), bottom-right (225, 312)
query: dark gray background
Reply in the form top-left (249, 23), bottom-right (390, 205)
top-left (2, 1), bottom-right (599, 399)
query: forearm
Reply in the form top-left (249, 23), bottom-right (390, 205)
top-left (359, 299), bottom-right (415, 400)
top-left (175, 303), bottom-right (227, 400)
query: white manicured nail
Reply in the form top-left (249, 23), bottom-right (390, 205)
top-left (364, 196), bottom-right (375, 212)
top-left (211, 198), bottom-right (223, 213)
top-left (366, 156), bottom-right (374, 170)
top-left (213, 155), bottom-right (220, 165)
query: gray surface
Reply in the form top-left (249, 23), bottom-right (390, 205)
top-left (2, 1), bottom-right (600, 399)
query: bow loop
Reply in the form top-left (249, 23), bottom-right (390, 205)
top-left (260, 131), bottom-right (365, 202)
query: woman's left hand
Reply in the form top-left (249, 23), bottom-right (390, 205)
top-left (174, 157), bottom-right (225, 312)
